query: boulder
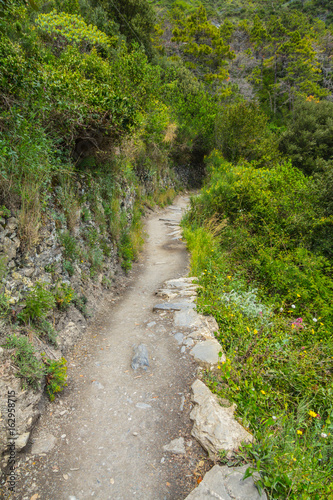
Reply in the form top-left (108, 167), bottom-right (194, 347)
top-left (184, 464), bottom-right (267, 500)
top-left (190, 380), bottom-right (252, 459)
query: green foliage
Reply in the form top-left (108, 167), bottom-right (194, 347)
top-left (36, 11), bottom-right (112, 50)
top-left (53, 282), bottom-right (74, 310)
top-left (103, 0), bottom-right (155, 57)
top-left (2, 335), bottom-right (45, 389)
top-left (20, 282), bottom-right (56, 323)
top-left (72, 293), bottom-right (90, 317)
top-left (279, 99), bottom-right (333, 176)
top-left (60, 230), bottom-right (79, 261)
top-left (0, 293), bottom-right (11, 321)
top-left (183, 150), bottom-right (333, 498)
top-left (215, 101), bottom-right (279, 164)
top-left (36, 319), bottom-right (58, 346)
top-left (171, 5), bottom-right (235, 91)
top-left (43, 356), bottom-right (67, 401)
top-left (0, 255), bottom-right (8, 282)
top-left (88, 247), bottom-right (104, 276)
top-left (118, 231), bottom-right (134, 271)
top-left (63, 259), bottom-right (75, 276)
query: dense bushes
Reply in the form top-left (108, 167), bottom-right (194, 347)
top-left (187, 151), bottom-right (333, 325)
top-left (279, 100), bottom-right (333, 176)
top-left (183, 147), bottom-right (333, 498)
top-left (215, 101), bottom-right (279, 165)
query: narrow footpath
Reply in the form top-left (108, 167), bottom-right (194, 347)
top-left (12, 195), bottom-right (211, 500)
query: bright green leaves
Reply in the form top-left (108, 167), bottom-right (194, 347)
top-left (35, 11), bottom-right (113, 50)
top-left (247, 12), bottom-right (330, 113)
top-left (171, 5), bottom-right (235, 91)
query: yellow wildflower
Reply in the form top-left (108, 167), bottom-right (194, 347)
top-left (297, 430), bottom-right (303, 435)
top-left (309, 411), bottom-right (317, 418)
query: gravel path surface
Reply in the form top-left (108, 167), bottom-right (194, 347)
top-left (10, 196), bottom-right (212, 500)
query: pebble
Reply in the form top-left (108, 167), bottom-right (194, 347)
top-left (174, 333), bottom-right (184, 344)
top-left (135, 403), bottom-right (151, 409)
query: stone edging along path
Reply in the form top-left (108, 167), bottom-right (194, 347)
top-left (153, 275), bottom-right (267, 500)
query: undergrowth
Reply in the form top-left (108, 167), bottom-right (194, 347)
top-left (182, 152), bottom-right (333, 499)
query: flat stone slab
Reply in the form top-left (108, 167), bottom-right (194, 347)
top-left (31, 433), bottom-right (56, 455)
top-left (190, 380), bottom-right (253, 458)
top-left (164, 278), bottom-right (197, 289)
top-left (184, 464), bottom-right (267, 500)
top-left (163, 437), bottom-right (185, 455)
top-left (190, 339), bottom-right (223, 365)
top-left (153, 301), bottom-right (195, 312)
top-left (174, 308), bottom-right (201, 328)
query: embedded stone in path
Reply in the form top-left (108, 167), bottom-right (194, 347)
top-left (153, 301), bottom-right (195, 312)
top-left (174, 332), bottom-right (184, 344)
top-left (131, 344), bottom-right (149, 371)
top-left (190, 339), bottom-right (223, 366)
top-left (190, 380), bottom-right (253, 459)
top-left (164, 277), bottom-right (197, 289)
top-left (31, 433), bottom-right (57, 455)
top-left (184, 464), bottom-right (267, 500)
top-left (162, 437), bottom-right (186, 455)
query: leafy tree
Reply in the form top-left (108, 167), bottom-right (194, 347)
top-left (171, 5), bottom-right (235, 92)
top-left (248, 12), bottom-right (329, 115)
top-left (279, 99), bottom-right (333, 175)
top-left (100, 0), bottom-right (155, 57)
top-left (215, 101), bottom-right (279, 164)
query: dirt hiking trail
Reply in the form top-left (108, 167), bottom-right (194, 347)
top-left (12, 195), bottom-right (212, 500)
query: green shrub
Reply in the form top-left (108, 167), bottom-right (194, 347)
top-left (215, 101), bottom-right (279, 165)
top-left (279, 100), bottom-right (333, 176)
top-left (53, 282), bottom-right (74, 310)
top-left (118, 231), bottom-right (134, 271)
top-left (183, 150), bottom-right (333, 498)
top-left (2, 335), bottom-right (45, 389)
top-left (60, 230), bottom-right (79, 261)
top-left (89, 247), bottom-right (104, 277)
top-left (20, 283), bottom-right (56, 323)
top-left (0, 293), bottom-right (11, 321)
top-left (36, 319), bottom-right (58, 346)
top-left (62, 260), bottom-right (74, 276)
top-left (72, 293), bottom-right (90, 317)
top-left (35, 11), bottom-right (112, 50)
top-left (43, 356), bottom-right (67, 401)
